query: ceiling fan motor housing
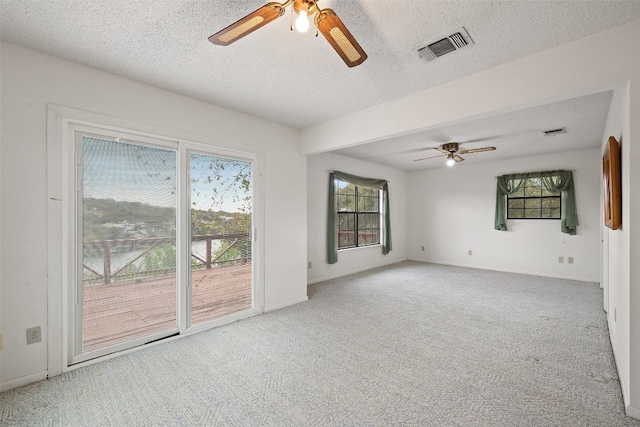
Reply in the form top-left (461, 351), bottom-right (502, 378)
top-left (293, 0), bottom-right (317, 14)
top-left (441, 142), bottom-right (459, 153)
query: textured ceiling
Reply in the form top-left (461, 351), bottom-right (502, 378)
top-left (333, 90), bottom-right (614, 170)
top-left (2, 1), bottom-right (639, 169)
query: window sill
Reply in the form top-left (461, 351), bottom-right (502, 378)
top-left (338, 244), bottom-right (382, 253)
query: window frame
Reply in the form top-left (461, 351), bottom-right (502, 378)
top-left (506, 177), bottom-right (562, 220)
top-left (335, 181), bottom-right (382, 250)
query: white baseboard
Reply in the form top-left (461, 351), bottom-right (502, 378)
top-left (606, 317), bottom-right (639, 421)
top-left (263, 296), bottom-right (309, 313)
top-left (1, 370), bottom-right (48, 392)
top-left (409, 258), bottom-right (599, 283)
top-left (627, 404), bottom-right (640, 420)
top-left (307, 259), bottom-right (407, 285)
top-left (608, 321), bottom-right (628, 405)
top-left (309, 258), bottom-right (599, 285)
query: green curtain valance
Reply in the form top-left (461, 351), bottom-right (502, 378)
top-left (327, 171), bottom-right (392, 264)
top-left (494, 170), bottom-right (578, 235)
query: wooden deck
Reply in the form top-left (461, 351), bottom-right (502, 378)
top-left (82, 263), bottom-right (252, 352)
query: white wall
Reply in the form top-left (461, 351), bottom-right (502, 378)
top-left (601, 84), bottom-right (633, 409)
top-left (0, 42), bottom-right (308, 389)
top-left (407, 149), bottom-right (600, 282)
top-left (307, 153), bottom-right (408, 284)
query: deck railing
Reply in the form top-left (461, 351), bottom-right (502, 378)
top-left (82, 232), bottom-right (251, 285)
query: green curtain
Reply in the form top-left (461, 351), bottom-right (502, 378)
top-left (327, 171), bottom-right (392, 264)
top-left (494, 175), bottom-right (526, 231)
top-left (494, 170), bottom-right (578, 235)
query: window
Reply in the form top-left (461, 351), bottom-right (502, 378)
top-left (495, 170), bottom-right (578, 234)
top-left (327, 171), bottom-right (391, 264)
top-left (507, 178), bottom-right (561, 219)
top-left (336, 180), bottom-right (381, 249)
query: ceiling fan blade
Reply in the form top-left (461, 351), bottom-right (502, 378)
top-left (315, 8), bottom-right (367, 67)
top-left (436, 147), bottom-right (451, 154)
top-left (454, 155), bottom-right (465, 162)
top-left (458, 146), bottom-right (496, 155)
top-left (413, 154), bottom-right (445, 162)
top-left (208, 2), bottom-right (285, 46)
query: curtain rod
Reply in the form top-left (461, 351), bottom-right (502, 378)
top-left (495, 169), bottom-right (574, 178)
top-left (329, 170), bottom-right (390, 183)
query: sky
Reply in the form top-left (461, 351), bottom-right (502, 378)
top-left (83, 136), bottom-right (252, 212)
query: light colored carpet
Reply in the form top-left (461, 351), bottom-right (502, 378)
top-left (2, 261), bottom-right (638, 426)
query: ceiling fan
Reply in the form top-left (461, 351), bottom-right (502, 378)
top-left (413, 142), bottom-right (496, 166)
top-left (208, 0), bottom-right (367, 67)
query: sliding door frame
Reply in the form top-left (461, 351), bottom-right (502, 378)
top-left (182, 145), bottom-right (259, 332)
top-left (47, 104), bottom-right (264, 375)
top-left (71, 127), bottom-right (181, 364)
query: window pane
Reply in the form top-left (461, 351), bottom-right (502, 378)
top-left (360, 196), bottom-right (379, 212)
top-left (508, 199), bottom-right (524, 209)
top-left (524, 198), bottom-right (540, 209)
top-left (541, 208), bottom-right (561, 218)
top-left (524, 182), bottom-right (542, 197)
top-left (508, 209), bottom-right (524, 218)
top-left (525, 209), bottom-right (541, 218)
top-left (337, 182), bottom-right (356, 211)
top-left (190, 152), bottom-right (253, 325)
top-left (359, 187), bottom-right (376, 198)
top-left (541, 197), bottom-right (560, 209)
top-left (511, 187), bottom-right (525, 197)
top-left (81, 136), bottom-right (177, 353)
top-left (338, 213), bottom-right (356, 248)
top-left (358, 213), bottom-right (380, 246)
top-left (358, 188), bottom-right (379, 212)
top-left (360, 230), bottom-right (380, 245)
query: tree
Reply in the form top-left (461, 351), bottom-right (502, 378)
top-left (142, 243), bottom-right (176, 273)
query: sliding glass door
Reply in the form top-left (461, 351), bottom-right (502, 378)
top-left (73, 130), bottom-right (255, 363)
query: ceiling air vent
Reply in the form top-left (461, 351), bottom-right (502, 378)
top-left (416, 27), bottom-right (474, 62)
top-left (543, 127), bottom-right (567, 136)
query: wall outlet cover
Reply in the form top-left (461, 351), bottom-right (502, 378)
top-left (27, 326), bottom-right (41, 345)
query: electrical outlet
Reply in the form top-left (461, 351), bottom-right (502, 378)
top-left (614, 308), bottom-right (617, 322)
top-left (558, 256), bottom-right (564, 263)
top-left (468, 250), bottom-right (472, 256)
top-left (308, 261), bottom-right (312, 269)
top-left (568, 257), bottom-right (574, 264)
top-left (26, 326), bottom-right (41, 345)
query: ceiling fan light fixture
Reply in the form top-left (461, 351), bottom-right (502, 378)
top-left (292, 0), bottom-right (316, 33)
top-left (413, 142), bottom-right (494, 164)
top-left (209, 1), bottom-right (367, 67)
top-left (294, 10), bottom-right (310, 32)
